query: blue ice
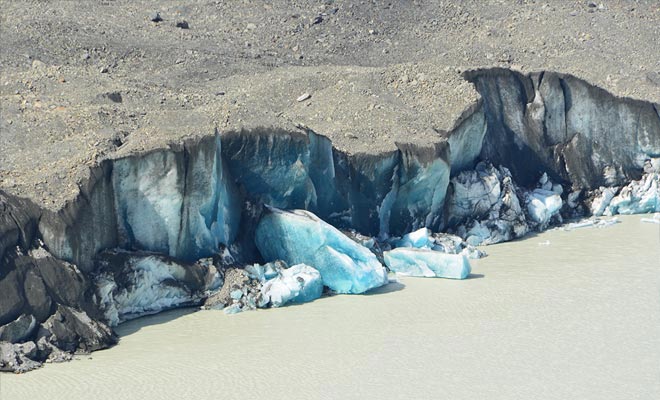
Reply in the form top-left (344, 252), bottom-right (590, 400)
top-left (383, 248), bottom-right (471, 279)
top-left (255, 208), bottom-right (388, 294)
top-left (259, 264), bottom-right (323, 307)
top-left (395, 228), bottom-right (433, 249)
top-left (526, 189), bottom-right (562, 225)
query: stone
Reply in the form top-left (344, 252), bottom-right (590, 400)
top-left (0, 314), bottom-right (37, 343)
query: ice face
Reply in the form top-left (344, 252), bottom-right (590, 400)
top-left (221, 131), bottom-right (317, 210)
top-left (176, 135), bottom-right (241, 260)
top-left (260, 264), bottom-right (323, 307)
top-left (255, 208), bottom-right (388, 294)
top-left (112, 151), bottom-right (184, 256)
top-left (112, 136), bottom-right (241, 261)
top-left (387, 146), bottom-right (451, 234)
top-left (383, 248), bottom-right (471, 279)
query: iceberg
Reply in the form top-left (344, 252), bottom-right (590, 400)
top-left (259, 264), bottom-right (323, 307)
top-left (255, 208), bottom-right (388, 294)
top-left (383, 248), bottom-right (471, 279)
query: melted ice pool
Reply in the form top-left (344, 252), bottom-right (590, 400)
top-left (2, 215), bottom-right (659, 400)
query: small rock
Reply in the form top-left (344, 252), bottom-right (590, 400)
top-left (175, 20), bottom-right (189, 29)
top-left (296, 93), bottom-right (311, 102)
top-left (246, 23), bottom-right (256, 30)
top-left (149, 12), bottom-right (162, 22)
top-left (646, 71), bottom-right (660, 86)
top-left (81, 52), bottom-right (90, 60)
top-left (569, 10), bottom-right (578, 16)
top-left (100, 67), bottom-right (109, 73)
top-left (312, 15), bottom-right (323, 25)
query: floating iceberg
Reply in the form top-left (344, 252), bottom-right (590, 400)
top-left (255, 208), bottom-right (388, 294)
top-left (391, 228), bottom-right (486, 259)
top-left (561, 217), bottom-right (620, 231)
top-left (383, 248), bottom-right (471, 279)
top-left (259, 264), bottom-right (323, 307)
top-left (641, 213), bottom-right (660, 224)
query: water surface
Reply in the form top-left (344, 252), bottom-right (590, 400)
top-left (2, 215), bottom-right (658, 400)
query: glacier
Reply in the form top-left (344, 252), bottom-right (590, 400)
top-left (3, 68), bottom-right (660, 372)
top-left (255, 207), bottom-right (388, 294)
top-left (383, 248), bottom-right (471, 279)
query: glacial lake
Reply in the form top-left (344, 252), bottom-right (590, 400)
top-left (1, 215), bottom-right (659, 400)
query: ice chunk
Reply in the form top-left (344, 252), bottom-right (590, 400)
top-left (223, 304), bottom-right (243, 315)
top-left (383, 248), bottom-right (471, 279)
top-left (605, 171), bottom-right (660, 215)
top-left (260, 264), bottom-right (323, 307)
top-left (447, 163), bottom-right (528, 246)
top-left (526, 189), bottom-right (562, 226)
top-left (590, 187), bottom-right (618, 216)
top-left (95, 250), bottom-right (221, 326)
top-left (641, 213), bottom-right (660, 224)
top-left (396, 228), bottom-right (432, 249)
top-left (562, 217), bottom-right (620, 231)
top-left (255, 208), bottom-right (388, 294)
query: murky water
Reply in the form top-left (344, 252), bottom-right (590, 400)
top-left (1, 215), bottom-right (659, 400)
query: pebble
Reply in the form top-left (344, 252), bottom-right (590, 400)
top-left (176, 20), bottom-right (189, 29)
top-left (149, 12), bottom-right (162, 23)
top-left (296, 93), bottom-right (311, 102)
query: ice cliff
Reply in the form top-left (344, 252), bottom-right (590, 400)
top-left (2, 69), bottom-right (659, 372)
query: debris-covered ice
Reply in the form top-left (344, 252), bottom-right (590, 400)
top-left (383, 248), bottom-right (471, 279)
top-left (448, 162), bottom-right (528, 246)
top-left (591, 160), bottom-right (660, 217)
top-left (390, 227), bottom-right (486, 259)
top-left (255, 208), bottom-right (388, 294)
top-left (94, 250), bottom-right (222, 326)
